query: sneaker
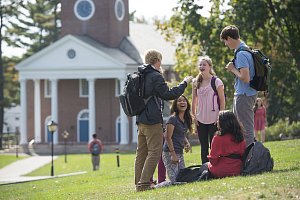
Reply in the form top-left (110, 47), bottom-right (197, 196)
top-left (136, 182), bottom-right (154, 192)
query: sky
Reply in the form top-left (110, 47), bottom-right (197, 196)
top-left (3, 0), bottom-right (211, 57)
top-left (129, 0), bottom-right (211, 21)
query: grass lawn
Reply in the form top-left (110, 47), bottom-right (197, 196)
top-left (0, 140), bottom-right (299, 200)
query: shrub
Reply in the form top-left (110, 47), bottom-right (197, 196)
top-left (266, 119), bottom-right (300, 141)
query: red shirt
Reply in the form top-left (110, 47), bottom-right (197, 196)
top-left (208, 133), bottom-right (246, 178)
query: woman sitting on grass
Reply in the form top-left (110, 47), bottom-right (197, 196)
top-left (155, 95), bottom-right (193, 187)
top-left (205, 110), bottom-right (246, 178)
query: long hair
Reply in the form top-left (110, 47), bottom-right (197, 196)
top-left (253, 97), bottom-right (264, 113)
top-left (194, 56), bottom-right (216, 89)
top-left (218, 110), bottom-right (244, 143)
top-left (170, 95), bottom-right (193, 133)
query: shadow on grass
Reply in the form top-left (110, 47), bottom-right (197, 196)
top-left (271, 166), bottom-right (300, 173)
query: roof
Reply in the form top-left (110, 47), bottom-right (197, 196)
top-left (129, 22), bottom-right (176, 66)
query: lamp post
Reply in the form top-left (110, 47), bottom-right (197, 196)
top-left (47, 120), bottom-right (58, 176)
top-left (62, 131), bottom-right (69, 163)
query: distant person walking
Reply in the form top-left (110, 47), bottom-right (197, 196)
top-left (220, 25), bottom-right (257, 147)
top-left (88, 134), bottom-right (103, 171)
top-left (254, 98), bottom-right (267, 143)
top-left (192, 56), bottom-right (225, 164)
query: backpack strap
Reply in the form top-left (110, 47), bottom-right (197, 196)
top-left (210, 76), bottom-right (217, 111)
top-left (234, 46), bottom-right (252, 60)
top-left (242, 142), bottom-right (255, 164)
top-left (220, 154), bottom-right (241, 159)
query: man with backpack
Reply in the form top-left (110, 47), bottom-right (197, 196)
top-left (88, 133), bottom-right (103, 171)
top-left (135, 49), bottom-right (193, 192)
top-left (220, 25), bottom-right (257, 147)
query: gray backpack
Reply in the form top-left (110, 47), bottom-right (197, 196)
top-left (241, 141), bottom-right (274, 175)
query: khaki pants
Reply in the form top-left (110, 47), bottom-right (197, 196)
top-left (135, 123), bottom-right (163, 185)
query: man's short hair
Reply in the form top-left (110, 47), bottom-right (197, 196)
top-left (220, 25), bottom-right (240, 40)
top-left (144, 49), bottom-right (162, 65)
top-left (92, 133), bottom-right (97, 139)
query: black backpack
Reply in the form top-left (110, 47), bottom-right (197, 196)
top-left (234, 46), bottom-right (272, 92)
top-left (91, 143), bottom-right (101, 155)
top-left (241, 141), bottom-right (274, 175)
top-left (119, 71), bottom-right (147, 117)
top-left (211, 76), bottom-right (226, 111)
top-left (176, 165), bottom-right (213, 182)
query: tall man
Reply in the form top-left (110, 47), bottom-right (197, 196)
top-left (135, 49), bottom-right (193, 191)
top-left (220, 25), bottom-right (257, 147)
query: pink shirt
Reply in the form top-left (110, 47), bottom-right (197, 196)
top-left (195, 77), bottom-right (223, 124)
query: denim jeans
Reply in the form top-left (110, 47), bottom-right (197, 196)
top-left (135, 123), bottom-right (163, 185)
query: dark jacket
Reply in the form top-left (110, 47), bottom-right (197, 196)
top-left (136, 64), bottom-right (187, 125)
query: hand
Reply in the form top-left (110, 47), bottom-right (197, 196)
top-left (225, 62), bottom-right (234, 72)
top-left (183, 76), bottom-right (194, 84)
top-left (171, 153), bottom-right (179, 164)
top-left (184, 143), bottom-right (190, 153)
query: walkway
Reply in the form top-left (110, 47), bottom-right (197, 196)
top-left (0, 156), bottom-right (86, 185)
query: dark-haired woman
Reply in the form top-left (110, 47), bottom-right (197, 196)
top-left (156, 95), bottom-right (193, 187)
top-left (207, 110), bottom-right (246, 178)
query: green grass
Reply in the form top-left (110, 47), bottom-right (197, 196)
top-left (0, 154), bottom-right (27, 169)
top-left (0, 140), bottom-right (299, 200)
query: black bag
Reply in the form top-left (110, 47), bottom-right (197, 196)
top-left (176, 165), bottom-right (213, 182)
top-left (234, 46), bottom-right (272, 92)
top-left (91, 143), bottom-right (100, 156)
top-left (241, 141), bottom-right (274, 175)
top-left (119, 70), bottom-right (150, 117)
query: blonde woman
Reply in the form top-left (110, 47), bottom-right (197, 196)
top-left (192, 56), bottom-right (225, 164)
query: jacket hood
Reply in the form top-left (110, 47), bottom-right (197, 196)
top-left (138, 64), bottom-right (160, 74)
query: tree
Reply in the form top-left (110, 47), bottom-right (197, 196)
top-left (227, 0), bottom-right (300, 124)
top-left (157, 0), bottom-right (300, 125)
top-left (5, 0), bottom-right (61, 58)
top-left (0, 0), bottom-right (23, 149)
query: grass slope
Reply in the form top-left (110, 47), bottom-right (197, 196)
top-left (0, 140), bottom-right (299, 200)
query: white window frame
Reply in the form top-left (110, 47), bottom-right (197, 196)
top-left (115, 79), bottom-right (121, 97)
top-left (44, 80), bottom-right (51, 98)
top-left (79, 79), bottom-right (89, 97)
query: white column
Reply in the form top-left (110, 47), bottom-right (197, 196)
top-left (34, 79), bottom-right (41, 143)
top-left (88, 78), bottom-right (96, 141)
top-left (119, 78), bottom-right (129, 144)
top-left (50, 79), bottom-right (58, 144)
top-left (20, 79), bottom-right (27, 144)
top-left (132, 116), bottom-right (138, 143)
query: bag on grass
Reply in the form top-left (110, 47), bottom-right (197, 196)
top-left (241, 141), bottom-right (274, 175)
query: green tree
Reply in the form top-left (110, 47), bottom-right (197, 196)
top-left (157, 0), bottom-right (300, 125)
top-left (5, 0), bottom-right (61, 58)
top-left (227, 0), bottom-right (300, 124)
top-left (0, 0), bottom-right (23, 149)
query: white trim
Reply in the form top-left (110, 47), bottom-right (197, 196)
top-left (34, 79), bottom-right (41, 143)
top-left (44, 116), bottom-right (51, 143)
top-left (115, 115), bottom-right (128, 143)
top-left (44, 80), bottom-right (51, 98)
top-left (79, 79), bottom-right (89, 97)
top-left (74, 0), bottom-right (95, 21)
top-left (115, 79), bottom-right (121, 97)
top-left (114, 0), bottom-right (125, 21)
